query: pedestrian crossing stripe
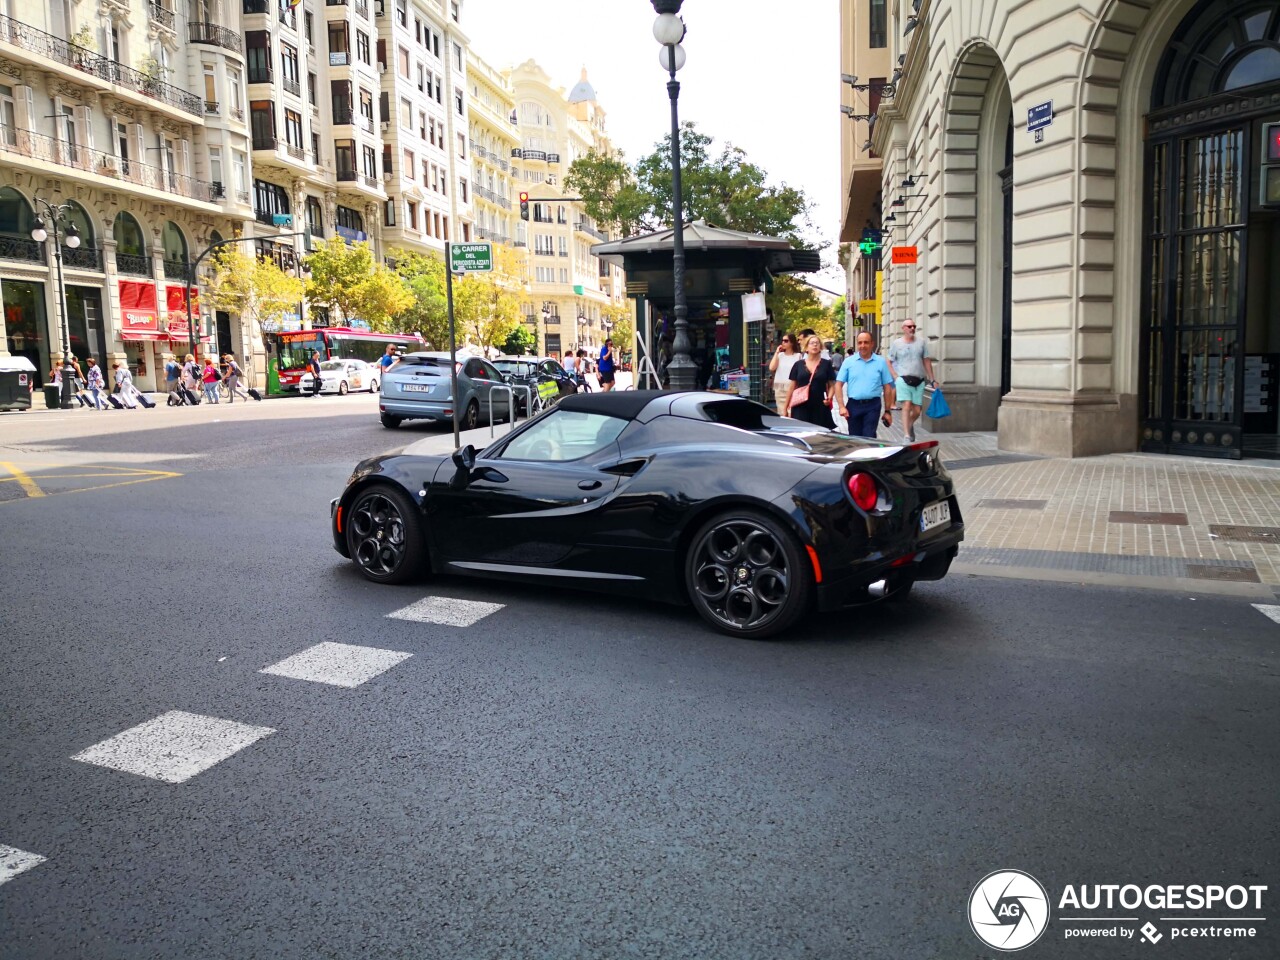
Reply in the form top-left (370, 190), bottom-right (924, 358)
top-left (0, 844), bottom-right (46, 886)
top-left (387, 596), bottom-right (505, 626)
top-left (1252, 604), bottom-right (1280, 626)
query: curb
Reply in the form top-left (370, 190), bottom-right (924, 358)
top-left (950, 562), bottom-right (1277, 600)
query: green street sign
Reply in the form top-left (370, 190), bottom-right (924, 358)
top-left (449, 242), bottom-right (493, 273)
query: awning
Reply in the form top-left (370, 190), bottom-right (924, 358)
top-left (166, 334), bottom-right (213, 344)
top-left (121, 331), bottom-right (170, 342)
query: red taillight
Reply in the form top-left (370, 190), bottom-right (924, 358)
top-left (847, 472), bottom-right (878, 511)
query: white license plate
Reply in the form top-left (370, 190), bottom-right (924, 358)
top-left (403, 383), bottom-right (433, 393)
top-left (920, 499), bottom-right (951, 532)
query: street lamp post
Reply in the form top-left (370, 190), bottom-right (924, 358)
top-left (30, 199), bottom-right (82, 409)
top-left (652, 0), bottom-right (695, 392)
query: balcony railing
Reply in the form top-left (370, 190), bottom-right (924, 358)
top-left (247, 68), bottom-right (272, 84)
top-left (360, 173), bottom-right (379, 189)
top-left (116, 253), bottom-right (152, 277)
top-left (0, 128), bottom-right (219, 202)
top-left (326, 0), bottom-right (348, 5)
top-left (204, 100), bottom-right (220, 115)
top-left (511, 148), bottom-right (522, 159)
top-left (235, 189), bottom-right (251, 205)
top-left (285, 142), bottom-right (306, 160)
top-left (254, 209), bottom-right (275, 225)
top-left (189, 22), bottom-right (243, 54)
top-left (149, 2), bottom-right (175, 29)
top-left (252, 135), bottom-right (277, 151)
top-left (332, 107), bottom-right (353, 124)
top-left (522, 149), bottom-right (547, 162)
top-left (0, 235), bottom-right (42, 262)
top-left (336, 169), bottom-right (358, 182)
top-left (231, 106), bottom-right (245, 122)
top-left (363, 117), bottom-right (374, 134)
top-left (354, 0), bottom-right (368, 16)
top-left (282, 77), bottom-right (301, 97)
top-left (547, 153), bottom-right (560, 164)
top-left (0, 14), bottom-right (202, 116)
top-left (576, 222), bottom-right (607, 241)
top-left (162, 258), bottom-right (188, 280)
top-left (63, 244), bottom-right (101, 270)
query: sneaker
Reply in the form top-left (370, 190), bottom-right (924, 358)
top-left (905, 430), bottom-right (915, 443)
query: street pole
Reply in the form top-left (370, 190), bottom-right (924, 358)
top-left (31, 199), bottom-right (80, 409)
top-left (445, 242), bottom-right (461, 449)
top-left (652, 1), bottom-right (695, 392)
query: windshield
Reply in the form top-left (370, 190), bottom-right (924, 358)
top-left (494, 360), bottom-right (536, 377)
top-left (320, 360), bottom-right (347, 371)
top-left (277, 336), bottom-right (323, 372)
top-left (393, 355), bottom-right (451, 375)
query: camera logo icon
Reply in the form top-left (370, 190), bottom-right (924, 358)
top-left (968, 869), bottom-right (1050, 951)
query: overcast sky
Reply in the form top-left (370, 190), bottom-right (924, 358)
top-left (465, 1), bottom-right (844, 292)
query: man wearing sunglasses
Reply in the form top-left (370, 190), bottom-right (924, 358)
top-left (887, 319), bottom-right (939, 443)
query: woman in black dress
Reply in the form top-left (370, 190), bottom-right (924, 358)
top-left (785, 335), bottom-right (837, 429)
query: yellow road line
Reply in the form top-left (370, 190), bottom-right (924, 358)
top-left (0, 461), bottom-right (46, 498)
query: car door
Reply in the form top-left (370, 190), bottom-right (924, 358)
top-left (428, 409), bottom-right (627, 568)
top-left (463, 358), bottom-right (493, 420)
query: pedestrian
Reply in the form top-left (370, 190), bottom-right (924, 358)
top-left (783, 334), bottom-right (838, 428)
top-left (831, 343), bottom-right (845, 373)
top-left (307, 350), bottom-right (323, 397)
top-left (836, 331), bottom-right (895, 439)
top-left (164, 354), bottom-right (182, 405)
top-left (798, 328), bottom-right (831, 360)
top-left (224, 353), bottom-right (253, 402)
top-left (201, 356), bottom-right (221, 404)
top-left (767, 333), bottom-right (802, 413)
top-left (84, 357), bottom-right (108, 410)
top-left (376, 344), bottom-right (400, 381)
top-left (112, 361), bottom-right (139, 409)
top-left (598, 337), bottom-right (616, 392)
top-left (576, 350), bottom-right (593, 392)
top-left (887, 319), bottom-right (939, 443)
top-left (181, 353), bottom-right (201, 402)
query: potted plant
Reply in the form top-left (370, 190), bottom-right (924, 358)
top-left (138, 55), bottom-right (164, 94)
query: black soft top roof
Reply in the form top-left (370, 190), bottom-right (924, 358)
top-left (556, 390), bottom-right (672, 420)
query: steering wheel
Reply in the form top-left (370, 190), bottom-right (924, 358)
top-left (526, 437), bottom-right (560, 460)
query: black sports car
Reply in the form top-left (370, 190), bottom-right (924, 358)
top-left (331, 391), bottom-right (963, 639)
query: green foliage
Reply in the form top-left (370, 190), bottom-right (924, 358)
top-left (305, 236), bottom-right (413, 332)
top-left (502, 324), bottom-right (537, 356)
top-left (768, 276), bottom-right (835, 342)
top-left (204, 243), bottom-right (304, 338)
top-left (452, 245), bottom-right (525, 351)
top-left (567, 122), bottom-right (816, 248)
top-left (392, 250), bottom-right (450, 349)
top-left (603, 304), bottom-right (633, 356)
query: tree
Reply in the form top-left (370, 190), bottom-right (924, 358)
top-left (392, 250), bottom-right (450, 349)
top-left (203, 243), bottom-right (305, 372)
top-left (602, 303), bottom-right (633, 356)
top-left (567, 122), bottom-right (816, 248)
top-left (305, 236), bottom-right (413, 332)
top-left (452, 245), bottom-right (525, 351)
top-left (502, 324), bottom-right (536, 356)
top-left (767, 275), bottom-right (835, 342)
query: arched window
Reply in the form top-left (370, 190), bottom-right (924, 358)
top-left (113, 212), bottom-right (146, 257)
top-left (0, 186), bottom-right (36, 237)
top-left (62, 200), bottom-right (95, 247)
top-left (163, 221), bottom-right (187, 262)
top-left (1154, 0), bottom-right (1280, 107)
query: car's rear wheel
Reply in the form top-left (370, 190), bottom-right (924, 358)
top-left (345, 485), bottom-right (427, 584)
top-left (462, 399), bottom-right (479, 430)
top-left (380, 413), bottom-right (402, 429)
top-left (338, 381), bottom-right (349, 395)
top-left (685, 509), bottom-right (812, 639)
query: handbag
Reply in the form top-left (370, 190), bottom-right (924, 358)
top-left (926, 387), bottom-right (951, 419)
top-left (901, 374), bottom-right (924, 387)
top-left (788, 383), bottom-right (810, 410)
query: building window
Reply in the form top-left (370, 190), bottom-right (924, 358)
top-left (406, 201), bottom-right (417, 231)
top-left (360, 89), bottom-right (374, 125)
top-left (331, 79), bottom-right (353, 123)
top-left (459, 178), bottom-right (467, 202)
top-left (454, 87), bottom-right (463, 115)
top-left (250, 101), bottom-right (275, 148)
top-left (208, 145), bottom-right (223, 187)
top-left (307, 72), bottom-right (317, 105)
top-left (337, 205), bottom-right (364, 232)
top-left (253, 179), bottom-right (290, 217)
top-left (246, 31), bottom-right (271, 84)
top-left (869, 0), bottom-right (887, 48)
top-left (402, 148), bottom-right (413, 179)
top-left (335, 139), bottom-right (356, 178)
top-left (356, 31), bottom-right (371, 65)
top-left (457, 132), bottom-right (465, 158)
top-left (395, 0), bottom-right (407, 27)
top-left (281, 43), bottom-right (300, 91)
top-left (384, 199), bottom-right (396, 227)
top-left (453, 42), bottom-right (462, 70)
top-left (400, 97), bottom-right (412, 128)
top-left (304, 11), bottom-right (314, 45)
top-left (306, 196), bottom-right (324, 238)
top-left (363, 145), bottom-right (377, 177)
top-left (328, 23), bottom-right (349, 63)
top-left (284, 109), bottom-right (303, 149)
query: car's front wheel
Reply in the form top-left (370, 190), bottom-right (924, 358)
top-left (685, 509), bottom-right (812, 639)
top-left (345, 485), bottom-right (427, 584)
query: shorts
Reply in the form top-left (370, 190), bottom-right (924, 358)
top-left (896, 377), bottom-right (926, 406)
top-left (599, 370), bottom-right (615, 384)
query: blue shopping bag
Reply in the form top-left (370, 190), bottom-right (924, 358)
top-left (926, 386), bottom-right (951, 419)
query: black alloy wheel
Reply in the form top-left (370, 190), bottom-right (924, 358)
top-left (345, 485), bottom-right (427, 584)
top-left (462, 399), bottom-right (479, 430)
top-left (380, 413), bottom-right (402, 429)
top-left (685, 510), bottom-right (812, 639)
top-left (338, 381), bottom-right (349, 395)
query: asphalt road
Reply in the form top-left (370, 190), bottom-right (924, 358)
top-left (1, 398), bottom-right (1278, 959)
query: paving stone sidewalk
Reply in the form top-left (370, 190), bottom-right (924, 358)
top-left (893, 421), bottom-right (1280, 594)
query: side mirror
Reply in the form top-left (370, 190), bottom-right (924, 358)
top-left (449, 444), bottom-right (477, 490)
top-left (502, 373), bottom-right (514, 384)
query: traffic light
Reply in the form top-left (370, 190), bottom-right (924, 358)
top-left (519, 192), bottom-right (529, 221)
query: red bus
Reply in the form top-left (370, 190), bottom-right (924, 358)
top-left (272, 327), bottom-right (427, 391)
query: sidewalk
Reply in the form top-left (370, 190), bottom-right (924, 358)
top-left (893, 420), bottom-right (1280, 599)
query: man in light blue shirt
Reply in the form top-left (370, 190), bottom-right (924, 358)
top-left (836, 331), bottom-right (895, 438)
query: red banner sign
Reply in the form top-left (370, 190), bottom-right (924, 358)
top-left (165, 284), bottom-right (199, 317)
top-left (119, 280), bottom-right (158, 330)
top-left (891, 246), bottom-right (919, 265)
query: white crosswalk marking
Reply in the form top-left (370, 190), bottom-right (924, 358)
top-left (261, 642), bottom-right (412, 688)
top-left (0, 844), bottom-right (46, 886)
top-left (1252, 604), bottom-right (1280, 626)
top-left (387, 596), bottom-right (505, 627)
top-left (71, 711), bottom-right (275, 784)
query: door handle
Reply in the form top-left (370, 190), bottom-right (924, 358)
top-left (577, 479), bottom-right (602, 490)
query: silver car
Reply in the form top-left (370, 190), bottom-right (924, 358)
top-left (378, 352), bottom-right (515, 429)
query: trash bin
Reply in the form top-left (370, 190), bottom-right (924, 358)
top-left (45, 384), bottom-right (62, 409)
top-left (0, 356), bottom-right (37, 411)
